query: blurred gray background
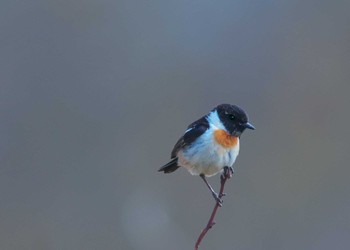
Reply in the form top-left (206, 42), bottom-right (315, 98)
top-left (1, 1), bottom-right (349, 249)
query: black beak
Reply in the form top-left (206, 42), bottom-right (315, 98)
top-left (244, 122), bottom-right (255, 130)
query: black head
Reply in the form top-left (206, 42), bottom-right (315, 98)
top-left (215, 104), bottom-right (255, 137)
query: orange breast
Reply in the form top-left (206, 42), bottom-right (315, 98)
top-left (213, 129), bottom-right (239, 148)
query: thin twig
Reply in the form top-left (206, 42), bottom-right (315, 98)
top-left (194, 167), bottom-right (233, 250)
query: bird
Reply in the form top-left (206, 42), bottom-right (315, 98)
top-left (158, 104), bottom-right (254, 205)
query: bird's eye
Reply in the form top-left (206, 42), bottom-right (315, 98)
top-left (228, 114), bottom-right (235, 120)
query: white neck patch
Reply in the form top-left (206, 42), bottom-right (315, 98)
top-left (207, 110), bottom-right (226, 130)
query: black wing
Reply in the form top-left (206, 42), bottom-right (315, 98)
top-left (170, 116), bottom-right (209, 158)
top-left (159, 116), bottom-right (209, 174)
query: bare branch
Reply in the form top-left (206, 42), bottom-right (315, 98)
top-left (194, 167), bottom-right (233, 250)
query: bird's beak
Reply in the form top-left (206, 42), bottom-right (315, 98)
top-left (244, 122), bottom-right (255, 130)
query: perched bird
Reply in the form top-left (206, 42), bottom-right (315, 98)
top-left (159, 104), bottom-right (254, 205)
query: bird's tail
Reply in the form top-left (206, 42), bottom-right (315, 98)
top-left (158, 158), bottom-right (180, 173)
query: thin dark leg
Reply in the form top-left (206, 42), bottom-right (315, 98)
top-left (200, 174), bottom-right (223, 206)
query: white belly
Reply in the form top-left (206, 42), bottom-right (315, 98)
top-left (177, 129), bottom-right (240, 177)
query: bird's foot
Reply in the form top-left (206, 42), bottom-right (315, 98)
top-left (223, 166), bottom-right (234, 179)
top-left (219, 192), bottom-right (226, 198)
top-left (212, 192), bottom-right (223, 207)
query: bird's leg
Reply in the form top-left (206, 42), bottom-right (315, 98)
top-left (200, 174), bottom-right (223, 206)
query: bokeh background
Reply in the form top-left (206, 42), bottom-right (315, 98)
top-left (1, 1), bottom-right (350, 249)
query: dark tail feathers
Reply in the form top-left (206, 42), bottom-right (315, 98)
top-left (158, 158), bottom-right (180, 173)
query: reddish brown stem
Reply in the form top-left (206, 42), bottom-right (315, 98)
top-left (194, 168), bottom-right (233, 250)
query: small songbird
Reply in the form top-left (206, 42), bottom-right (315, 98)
top-left (158, 104), bottom-right (254, 205)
